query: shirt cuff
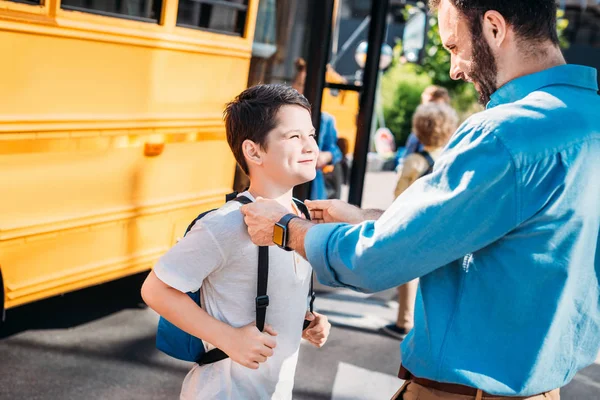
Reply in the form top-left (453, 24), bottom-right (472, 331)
top-left (305, 222), bottom-right (347, 288)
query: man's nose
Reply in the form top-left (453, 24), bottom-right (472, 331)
top-left (449, 56), bottom-right (464, 81)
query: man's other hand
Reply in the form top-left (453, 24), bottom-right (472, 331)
top-left (305, 199), bottom-right (365, 224)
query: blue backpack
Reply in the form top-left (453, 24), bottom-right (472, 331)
top-left (155, 192), bottom-right (314, 365)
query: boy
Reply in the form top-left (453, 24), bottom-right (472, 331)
top-left (141, 84), bottom-right (331, 399)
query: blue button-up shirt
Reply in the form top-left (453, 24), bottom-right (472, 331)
top-left (305, 64), bottom-right (600, 396)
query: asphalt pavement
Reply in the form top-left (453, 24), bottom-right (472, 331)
top-left (1, 172), bottom-right (599, 399)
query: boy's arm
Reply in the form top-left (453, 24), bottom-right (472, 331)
top-left (141, 270), bottom-right (277, 369)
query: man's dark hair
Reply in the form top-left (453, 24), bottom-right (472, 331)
top-left (429, 0), bottom-right (559, 45)
top-left (223, 84), bottom-right (311, 175)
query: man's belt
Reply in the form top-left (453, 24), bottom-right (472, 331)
top-left (398, 365), bottom-right (533, 399)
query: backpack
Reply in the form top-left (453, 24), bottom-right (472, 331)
top-left (155, 192), bottom-right (315, 365)
top-left (416, 150), bottom-right (435, 177)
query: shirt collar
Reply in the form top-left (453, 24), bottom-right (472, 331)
top-left (487, 64), bottom-right (599, 109)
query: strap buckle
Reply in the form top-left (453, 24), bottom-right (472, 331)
top-left (255, 295), bottom-right (269, 309)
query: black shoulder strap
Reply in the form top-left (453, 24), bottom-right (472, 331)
top-left (197, 192), bottom-right (269, 366)
top-left (292, 197), bottom-right (311, 220)
top-left (255, 246), bottom-right (269, 332)
top-left (183, 209), bottom-right (214, 237)
top-left (293, 198), bottom-right (316, 327)
top-left (231, 194), bottom-right (269, 332)
top-left (184, 193), bottom-right (251, 237)
top-left (417, 150), bottom-right (435, 177)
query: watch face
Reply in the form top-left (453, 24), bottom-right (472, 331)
top-left (273, 223), bottom-right (285, 247)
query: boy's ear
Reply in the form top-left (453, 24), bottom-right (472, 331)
top-left (242, 139), bottom-right (263, 167)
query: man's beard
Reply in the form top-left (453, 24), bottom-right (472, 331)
top-left (469, 30), bottom-right (498, 105)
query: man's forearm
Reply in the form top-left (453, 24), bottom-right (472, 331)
top-left (287, 208), bottom-right (383, 259)
top-left (287, 218), bottom-right (314, 259)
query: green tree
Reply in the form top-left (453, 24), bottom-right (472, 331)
top-left (381, 63), bottom-right (432, 146)
top-left (381, 7), bottom-right (570, 146)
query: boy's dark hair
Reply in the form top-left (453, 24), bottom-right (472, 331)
top-left (429, 0), bottom-right (559, 46)
top-left (223, 84), bottom-right (311, 175)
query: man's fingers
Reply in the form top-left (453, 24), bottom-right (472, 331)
top-left (305, 311), bottom-right (315, 321)
top-left (306, 200), bottom-right (330, 211)
top-left (311, 210), bottom-right (324, 221)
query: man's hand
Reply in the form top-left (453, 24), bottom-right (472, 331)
top-left (222, 323), bottom-right (278, 370)
top-left (240, 198), bottom-right (289, 246)
top-left (305, 199), bottom-right (366, 224)
top-left (302, 311), bottom-right (331, 348)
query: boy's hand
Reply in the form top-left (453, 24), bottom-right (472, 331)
top-left (302, 311), bottom-right (331, 348)
top-left (305, 199), bottom-right (365, 224)
top-left (223, 323), bottom-right (278, 369)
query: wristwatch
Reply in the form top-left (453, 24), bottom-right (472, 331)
top-left (273, 213), bottom-right (299, 251)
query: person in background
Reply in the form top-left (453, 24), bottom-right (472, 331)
top-left (383, 102), bottom-right (459, 340)
top-left (403, 85), bottom-right (451, 158)
top-left (292, 58), bottom-right (343, 200)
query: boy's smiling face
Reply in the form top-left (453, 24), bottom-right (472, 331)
top-left (258, 105), bottom-right (319, 187)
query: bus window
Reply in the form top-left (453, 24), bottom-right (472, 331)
top-left (61, 0), bottom-right (163, 22)
top-left (177, 0), bottom-right (248, 36)
top-left (7, 0), bottom-right (41, 5)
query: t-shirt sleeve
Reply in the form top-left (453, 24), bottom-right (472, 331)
top-left (153, 220), bottom-right (226, 293)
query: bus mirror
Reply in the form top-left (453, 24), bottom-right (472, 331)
top-left (402, 7), bottom-right (428, 64)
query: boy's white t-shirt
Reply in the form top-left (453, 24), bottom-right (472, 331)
top-left (153, 192), bottom-right (312, 400)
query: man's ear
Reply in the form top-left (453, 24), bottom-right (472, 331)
top-left (482, 10), bottom-right (508, 48)
top-left (242, 139), bottom-right (263, 167)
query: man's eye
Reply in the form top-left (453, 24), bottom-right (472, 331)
top-left (309, 134), bottom-right (317, 140)
top-left (290, 134), bottom-right (300, 139)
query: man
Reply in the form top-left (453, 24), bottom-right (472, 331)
top-left (241, 0), bottom-right (600, 398)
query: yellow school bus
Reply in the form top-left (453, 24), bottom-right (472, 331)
top-left (0, 0), bottom-right (260, 313)
top-left (0, 0), bottom-right (358, 316)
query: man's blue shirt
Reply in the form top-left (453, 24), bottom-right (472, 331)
top-left (305, 65), bottom-right (600, 395)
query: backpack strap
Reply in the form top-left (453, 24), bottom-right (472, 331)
top-left (197, 194), bottom-right (269, 366)
top-left (255, 246), bottom-right (269, 332)
top-left (229, 195), bottom-right (269, 332)
top-left (416, 150), bottom-right (435, 177)
top-left (294, 198), bottom-right (316, 328)
top-left (292, 197), bottom-right (311, 220)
